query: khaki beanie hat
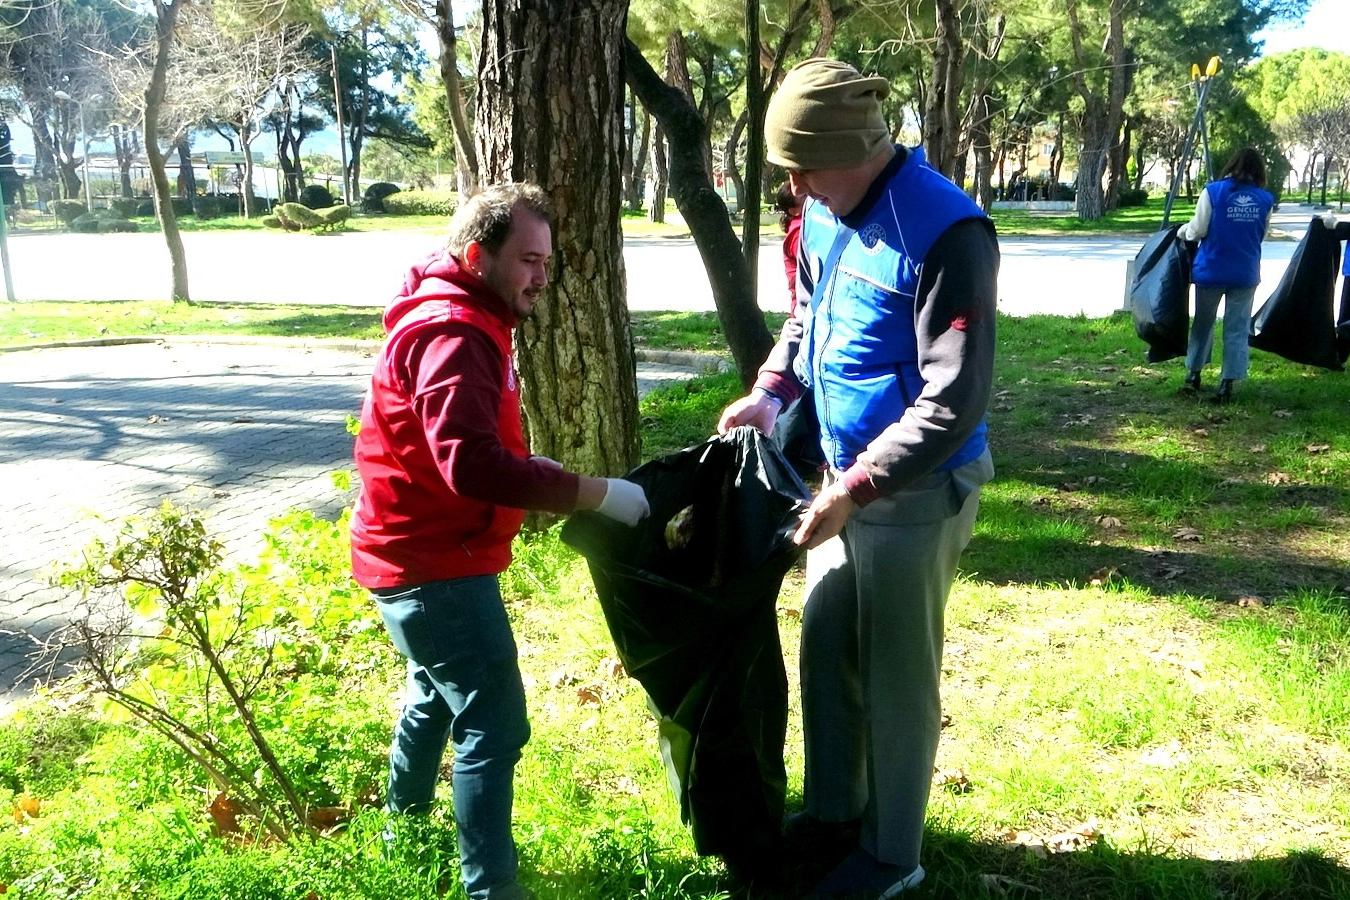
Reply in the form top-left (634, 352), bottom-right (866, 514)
top-left (766, 58), bottom-right (892, 171)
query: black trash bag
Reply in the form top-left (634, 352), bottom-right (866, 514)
top-left (1250, 217), bottom-right (1344, 372)
top-left (1338, 277), bottom-right (1350, 366)
top-left (560, 426), bottom-right (812, 868)
top-left (1129, 224), bottom-right (1192, 363)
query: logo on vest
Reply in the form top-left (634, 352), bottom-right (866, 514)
top-left (858, 223), bottom-right (888, 255)
top-left (507, 365), bottom-right (517, 392)
top-left (1228, 193), bottom-right (1264, 222)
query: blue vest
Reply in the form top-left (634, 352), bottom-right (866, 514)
top-left (796, 147), bottom-right (988, 472)
top-left (1191, 178), bottom-right (1273, 288)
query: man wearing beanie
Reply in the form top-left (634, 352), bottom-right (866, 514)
top-left (719, 58), bottom-right (998, 898)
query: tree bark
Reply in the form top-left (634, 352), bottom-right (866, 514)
top-left (1066, 0), bottom-right (1127, 221)
top-left (922, 0), bottom-right (966, 178)
top-left (742, 0), bottom-right (764, 289)
top-left (724, 110), bottom-right (748, 212)
top-left (626, 38), bottom-right (773, 386)
top-left (625, 98), bottom-right (650, 212)
top-left (435, 0), bottom-right (478, 196)
top-left (476, 0), bottom-right (639, 476)
top-left (649, 123), bottom-right (667, 223)
top-left (145, 0), bottom-right (190, 303)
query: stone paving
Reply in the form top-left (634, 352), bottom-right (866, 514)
top-left (0, 339), bottom-right (701, 705)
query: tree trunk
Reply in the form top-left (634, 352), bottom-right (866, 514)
top-left (436, 0), bottom-right (478, 196)
top-left (476, 0), bottom-right (639, 476)
top-left (240, 125), bottom-right (257, 218)
top-left (145, 0), bottom-right (190, 303)
top-left (724, 110), bottom-right (748, 212)
top-left (1106, 117), bottom-right (1132, 210)
top-left (626, 38), bottom-right (773, 386)
top-left (922, 0), bottom-right (965, 178)
top-left (625, 100), bottom-right (650, 212)
top-left (1066, 0), bottom-right (1127, 221)
top-left (970, 94), bottom-right (994, 210)
top-left (175, 141), bottom-right (196, 201)
top-left (742, 0), bottom-right (764, 289)
top-left (649, 125), bottom-right (667, 223)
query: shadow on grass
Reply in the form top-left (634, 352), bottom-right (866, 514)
top-left (526, 828), bottom-right (1350, 899)
top-left (232, 309), bottom-right (384, 337)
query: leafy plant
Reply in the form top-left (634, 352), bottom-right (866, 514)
top-left (381, 188), bottom-right (457, 216)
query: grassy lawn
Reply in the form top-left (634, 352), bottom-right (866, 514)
top-left (1, 312), bottom-right (1347, 898)
top-left (989, 198), bottom-right (1197, 236)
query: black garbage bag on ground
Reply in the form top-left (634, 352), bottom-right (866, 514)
top-left (1130, 224), bottom-right (1192, 363)
top-left (1334, 221), bottom-right (1350, 365)
top-left (1250, 217), bottom-right (1344, 372)
top-left (560, 426), bottom-right (812, 869)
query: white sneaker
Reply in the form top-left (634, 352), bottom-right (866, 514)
top-left (879, 864), bottom-right (925, 898)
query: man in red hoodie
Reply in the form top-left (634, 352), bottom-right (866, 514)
top-left (350, 183), bottom-right (649, 900)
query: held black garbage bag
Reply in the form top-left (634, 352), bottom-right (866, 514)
top-left (560, 426), bottom-right (812, 869)
top-left (1250, 216), bottom-right (1344, 371)
top-left (1130, 224), bottom-right (1192, 363)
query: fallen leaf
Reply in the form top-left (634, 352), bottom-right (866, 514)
top-left (550, 668), bottom-right (578, 688)
top-left (598, 657), bottom-right (626, 679)
top-left (1031, 496), bottom-right (1051, 506)
top-left (1088, 566), bottom-right (1119, 586)
top-left (1094, 515), bottom-right (1123, 529)
top-left (1173, 527), bottom-right (1203, 542)
top-left (1248, 444), bottom-right (1267, 453)
top-left (779, 606), bottom-right (802, 619)
top-left (980, 874), bottom-right (1042, 895)
top-left (1083, 476), bottom-right (1108, 486)
top-left (1237, 596), bottom-right (1265, 608)
top-left (1273, 409), bottom-right (1293, 418)
top-left (1264, 472), bottom-right (1292, 485)
top-left (932, 767), bottom-right (971, 793)
top-left (208, 792), bottom-right (243, 835)
top-left (1192, 428), bottom-right (1210, 437)
top-left (1159, 565), bottom-right (1186, 580)
top-left (12, 795), bottom-right (39, 823)
top-left (1306, 443), bottom-right (1331, 453)
top-left (1059, 482), bottom-right (1082, 492)
top-left (306, 806), bottom-right (349, 832)
top-left (576, 685), bottom-right (603, 707)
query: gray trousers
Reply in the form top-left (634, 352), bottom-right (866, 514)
top-left (800, 450), bottom-right (992, 871)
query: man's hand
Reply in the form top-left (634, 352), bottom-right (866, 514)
top-left (717, 390), bottom-right (782, 435)
top-left (595, 478), bottom-right (650, 527)
top-left (792, 480), bottom-right (855, 549)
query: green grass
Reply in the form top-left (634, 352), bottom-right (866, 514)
top-left (989, 197), bottom-right (1198, 236)
top-left (2, 311), bottom-right (1349, 898)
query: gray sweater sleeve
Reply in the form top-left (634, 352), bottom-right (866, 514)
top-left (843, 218), bottom-right (999, 501)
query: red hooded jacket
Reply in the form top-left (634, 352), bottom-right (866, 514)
top-left (350, 250), bottom-right (579, 588)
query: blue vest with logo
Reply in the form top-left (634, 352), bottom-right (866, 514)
top-left (1191, 177), bottom-right (1273, 288)
top-left (795, 146), bottom-right (988, 473)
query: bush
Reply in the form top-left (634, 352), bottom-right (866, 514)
top-left (99, 218), bottom-right (138, 233)
top-left (300, 184), bottom-right (334, 209)
top-left (137, 200), bottom-right (155, 216)
top-left (1117, 188), bottom-right (1149, 208)
top-left (51, 199), bottom-right (87, 226)
top-left (109, 197), bottom-right (141, 218)
top-left (362, 182), bottom-right (401, 213)
top-left (317, 205), bottom-right (350, 231)
top-left (261, 215), bottom-right (283, 229)
top-left (274, 202), bottom-right (323, 231)
top-left (382, 189), bottom-right (457, 217)
top-left (194, 196), bottom-right (229, 219)
top-left (70, 212), bottom-right (101, 233)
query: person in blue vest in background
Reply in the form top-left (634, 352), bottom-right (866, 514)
top-left (718, 58), bottom-right (997, 898)
top-left (1178, 148), bottom-right (1275, 404)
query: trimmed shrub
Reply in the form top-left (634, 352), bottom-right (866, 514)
top-left (109, 198), bottom-right (141, 218)
top-left (1117, 188), bottom-right (1149, 208)
top-left (261, 215), bottom-right (283, 229)
top-left (382, 189), bottom-right (457, 217)
top-left (274, 202), bottom-right (323, 230)
top-left (70, 212), bottom-right (101, 233)
top-left (99, 217), bottom-right (138, 233)
top-left (51, 199), bottom-right (88, 226)
top-left (194, 196), bottom-right (227, 219)
top-left (362, 182), bottom-right (401, 213)
top-left (317, 205), bottom-right (350, 231)
top-left (300, 184), bottom-right (334, 210)
top-left (137, 200), bottom-right (155, 216)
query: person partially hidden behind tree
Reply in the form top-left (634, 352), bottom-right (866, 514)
top-left (349, 183), bottom-right (649, 900)
top-left (719, 59), bottom-right (997, 898)
top-left (1177, 148), bottom-right (1275, 404)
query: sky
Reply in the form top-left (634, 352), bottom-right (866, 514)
top-left (7, 0), bottom-right (1348, 162)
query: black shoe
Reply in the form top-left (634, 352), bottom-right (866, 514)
top-left (1180, 371), bottom-right (1202, 395)
top-left (1211, 379), bottom-right (1235, 404)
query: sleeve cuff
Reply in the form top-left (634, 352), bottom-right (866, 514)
top-left (840, 464), bottom-right (880, 507)
top-left (754, 372), bottom-right (803, 405)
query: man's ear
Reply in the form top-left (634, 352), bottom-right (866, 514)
top-left (462, 240), bottom-right (485, 275)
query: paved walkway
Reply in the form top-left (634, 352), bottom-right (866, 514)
top-left (0, 338), bottom-right (704, 704)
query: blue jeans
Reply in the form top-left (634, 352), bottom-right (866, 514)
top-left (373, 576), bottom-right (531, 900)
top-left (1187, 284), bottom-right (1256, 381)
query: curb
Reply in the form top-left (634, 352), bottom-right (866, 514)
top-left (0, 334), bottom-right (734, 371)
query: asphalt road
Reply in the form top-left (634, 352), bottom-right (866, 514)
top-left (1, 206), bottom-right (1320, 318)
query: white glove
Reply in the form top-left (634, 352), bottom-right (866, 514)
top-left (595, 478), bottom-right (650, 527)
